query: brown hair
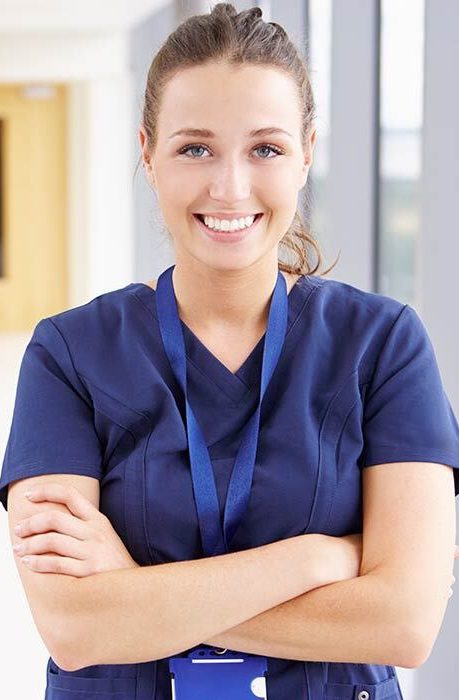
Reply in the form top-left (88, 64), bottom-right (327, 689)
top-left (135, 2), bottom-right (339, 277)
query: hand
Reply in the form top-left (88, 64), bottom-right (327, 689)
top-left (448, 545), bottom-right (459, 600)
top-left (328, 533), bottom-right (363, 582)
top-left (308, 533), bottom-right (363, 587)
top-left (319, 535), bottom-right (459, 600)
top-left (13, 482), bottom-right (139, 577)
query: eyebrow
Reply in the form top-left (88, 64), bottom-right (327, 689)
top-left (168, 127), bottom-right (294, 140)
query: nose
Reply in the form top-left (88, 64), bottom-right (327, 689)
top-left (208, 157), bottom-right (251, 203)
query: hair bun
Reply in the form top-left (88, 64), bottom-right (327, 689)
top-left (210, 3), bottom-right (238, 19)
top-left (247, 7), bottom-right (263, 20)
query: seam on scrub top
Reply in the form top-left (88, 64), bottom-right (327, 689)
top-left (362, 447), bottom-right (459, 462)
top-left (130, 281), bottom-right (324, 401)
top-left (49, 311), bottom-right (153, 429)
top-left (335, 396), bottom-right (363, 467)
top-left (142, 430), bottom-right (163, 565)
top-left (60, 368), bottom-right (143, 462)
top-left (104, 426), bottom-right (138, 466)
top-left (132, 287), bottom-right (255, 401)
top-left (309, 368), bottom-right (362, 531)
top-left (45, 318), bottom-right (137, 467)
top-left (70, 374), bottom-right (141, 458)
top-left (321, 371), bottom-right (362, 532)
top-left (323, 395), bottom-right (364, 533)
top-left (76, 371), bottom-right (153, 425)
top-left (4, 463), bottom-right (104, 483)
top-left (43, 318), bottom-right (94, 408)
top-left (186, 355), bottom-right (253, 398)
top-left (184, 278), bottom-right (324, 403)
top-left (286, 274), bottom-right (323, 337)
top-left (129, 289), bottom-right (248, 401)
top-left (7, 460), bottom-right (102, 470)
top-left (361, 303), bottom-right (409, 404)
top-left (130, 287), bottom-right (157, 322)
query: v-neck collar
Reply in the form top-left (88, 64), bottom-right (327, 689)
top-left (129, 275), bottom-right (314, 404)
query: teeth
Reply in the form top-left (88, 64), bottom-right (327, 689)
top-left (202, 215), bottom-right (256, 231)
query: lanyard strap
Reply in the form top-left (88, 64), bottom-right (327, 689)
top-left (155, 265), bottom-right (288, 557)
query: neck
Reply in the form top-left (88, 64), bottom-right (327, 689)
top-left (171, 256), bottom-right (297, 332)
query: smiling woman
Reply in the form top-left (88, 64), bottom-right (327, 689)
top-left (2, 3), bottom-right (459, 700)
top-left (130, 0), bottom-right (347, 339)
top-left (136, 49), bottom-right (335, 332)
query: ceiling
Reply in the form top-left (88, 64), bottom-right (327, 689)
top-left (0, 0), bottom-right (171, 32)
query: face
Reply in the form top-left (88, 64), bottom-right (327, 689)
top-left (139, 62), bottom-right (316, 272)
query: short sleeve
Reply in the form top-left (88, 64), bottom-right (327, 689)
top-left (361, 304), bottom-right (459, 496)
top-left (0, 317), bottom-right (104, 511)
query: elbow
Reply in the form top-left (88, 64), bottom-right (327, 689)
top-left (46, 605), bottom-right (88, 673)
top-left (51, 630), bottom-right (91, 672)
top-left (400, 595), bottom-right (449, 669)
top-left (52, 652), bottom-right (82, 674)
top-left (396, 615), bottom-right (435, 669)
top-left (403, 634), bottom-right (432, 669)
top-left (394, 629), bottom-right (428, 669)
top-left (48, 621), bottom-right (84, 673)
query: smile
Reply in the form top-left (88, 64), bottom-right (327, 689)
top-left (192, 213), bottom-right (264, 243)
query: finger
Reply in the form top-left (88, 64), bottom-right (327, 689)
top-left (20, 553), bottom-right (89, 577)
top-left (14, 532), bottom-right (87, 560)
top-left (16, 510), bottom-right (88, 541)
top-left (25, 483), bottom-right (98, 521)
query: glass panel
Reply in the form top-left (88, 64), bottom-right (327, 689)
top-left (307, 0), bottom-right (333, 270)
top-left (379, 0), bottom-right (425, 305)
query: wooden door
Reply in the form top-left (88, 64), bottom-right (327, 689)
top-left (0, 84), bottom-right (67, 330)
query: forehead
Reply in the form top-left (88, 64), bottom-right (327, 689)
top-left (158, 63), bottom-right (300, 137)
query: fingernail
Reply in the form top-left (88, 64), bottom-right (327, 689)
top-left (21, 557), bottom-right (30, 565)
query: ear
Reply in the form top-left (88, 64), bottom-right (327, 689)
top-left (304, 127), bottom-right (317, 168)
top-left (138, 124), bottom-right (157, 189)
top-left (299, 127), bottom-right (317, 188)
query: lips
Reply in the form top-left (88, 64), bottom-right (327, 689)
top-left (192, 212), bottom-right (263, 243)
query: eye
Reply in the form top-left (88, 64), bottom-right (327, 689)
top-left (177, 142), bottom-right (285, 159)
top-left (254, 143), bottom-right (285, 159)
top-left (178, 144), bottom-right (210, 158)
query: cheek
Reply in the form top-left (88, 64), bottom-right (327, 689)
top-left (262, 167), bottom-right (297, 198)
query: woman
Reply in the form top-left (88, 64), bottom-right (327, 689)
top-left (2, 4), bottom-right (459, 699)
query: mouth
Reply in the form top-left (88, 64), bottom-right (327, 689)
top-left (192, 212), bottom-right (264, 243)
top-left (193, 212), bottom-right (263, 228)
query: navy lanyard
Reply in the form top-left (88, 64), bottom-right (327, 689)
top-left (155, 265), bottom-right (288, 557)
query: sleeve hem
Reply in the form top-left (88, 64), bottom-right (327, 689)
top-left (0, 463), bottom-right (103, 511)
top-left (361, 450), bottom-right (459, 470)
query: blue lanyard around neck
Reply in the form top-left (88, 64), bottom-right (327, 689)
top-left (155, 265), bottom-right (288, 557)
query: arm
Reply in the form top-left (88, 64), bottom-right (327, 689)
top-left (207, 461), bottom-right (455, 671)
top-left (204, 568), bottom-right (417, 668)
top-left (59, 533), bottom-right (327, 671)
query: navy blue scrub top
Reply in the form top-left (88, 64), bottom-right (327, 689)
top-left (2, 273), bottom-right (459, 700)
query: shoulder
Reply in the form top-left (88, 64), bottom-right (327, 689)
top-left (42, 283), bottom-right (138, 332)
top-left (304, 274), bottom-right (407, 333)
top-left (31, 283), bottom-right (143, 367)
top-left (302, 275), bottom-right (412, 377)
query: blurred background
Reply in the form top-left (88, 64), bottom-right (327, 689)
top-left (0, 0), bottom-right (457, 697)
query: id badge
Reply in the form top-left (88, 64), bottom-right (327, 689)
top-left (169, 645), bottom-right (268, 699)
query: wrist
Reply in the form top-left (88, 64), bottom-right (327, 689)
top-left (297, 533), bottom-right (335, 591)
